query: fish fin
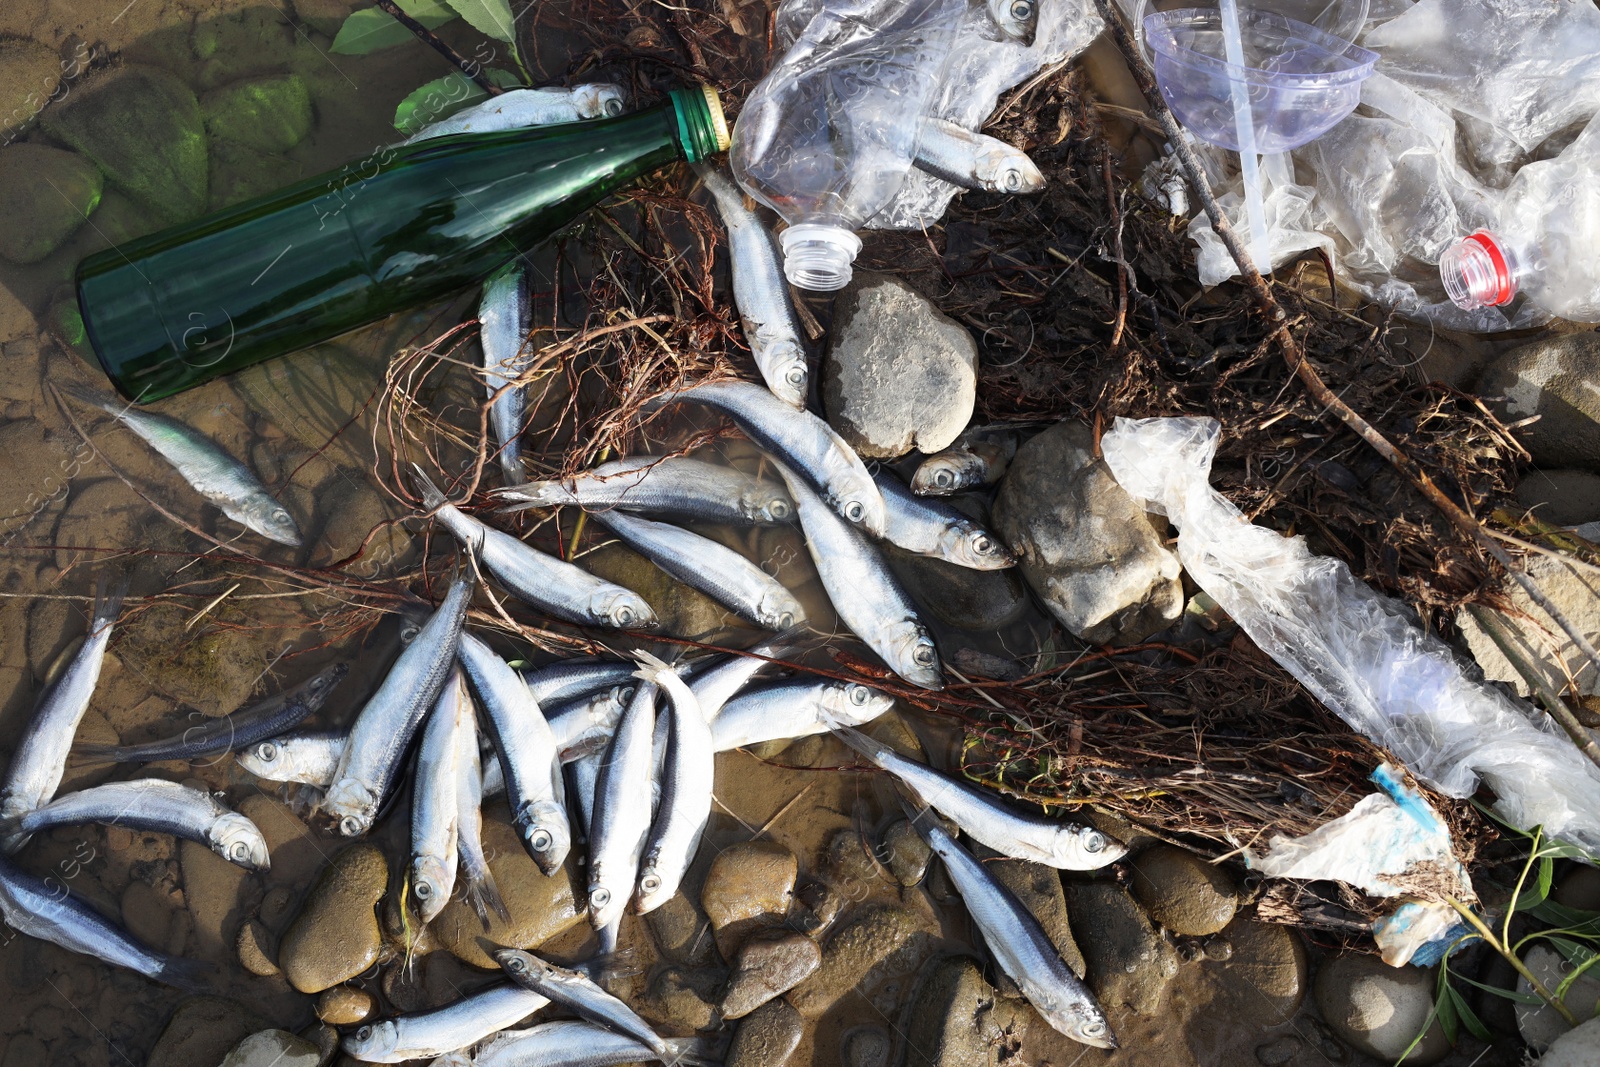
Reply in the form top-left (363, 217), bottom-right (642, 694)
top-left (828, 723), bottom-right (888, 764)
top-left (895, 790), bottom-right (946, 845)
top-left (51, 380), bottom-right (118, 416)
top-left (411, 464), bottom-right (448, 511)
top-left (67, 742), bottom-right (124, 765)
top-left (574, 945), bottom-right (642, 983)
top-left (752, 622), bottom-right (816, 662)
top-left (630, 649), bottom-right (681, 686)
top-left (155, 955), bottom-right (218, 995)
top-left (467, 867), bottom-right (511, 930)
top-left (660, 1036), bottom-right (723, 1067)
top-left (92, 571), bottom-right (129, 629)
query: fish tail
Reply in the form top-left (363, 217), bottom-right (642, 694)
top-left (67, 742), bottom-right (126, 765)
top-left (465, 863), bottom-right (510, 930)
top-left (51, 380), bottom-right (118, 416)
top-left (630, 649), bottom-right (680, 687)
top-left (410, 464), bottom-right (448, 511)
top-left (155, 955), bottom-right (217, 994)
top-left (92, 571), bottom-right (129, 629)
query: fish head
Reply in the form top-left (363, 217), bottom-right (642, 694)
top-left (516, 799), bottom-right (572, 875)
top-left (886, 621), bottom-right (943, 690)
top-left (760, 336), bottom-right (809, 409)
top-left (575, 83), bottom-right (626, 119)
top-left (938, 519), bottom-right (1018, 570)
top-left (321, 778), bottom-right (377, 837)
top-left (587, 872), bottom-right (627, 930)
top-left (742, 484), bottom-right (795, 524)
top-left (410, 855), bottom-right (455, 923)
top-left (242, 499), bottom-right (304, 547)
top-left (820, 681), bottom-right (896, 726)
top-left (237, 737), bottom-right (330, 785)
top-left (589, 588), bottom-right (658, 631)
top-left (755, 587), bottom-right (806, 631)
top-left (1051, 825), bottom-right (1129, 870)
top-left (911, 454), bottom-right (980, 495)
top-left (208, 813), bottom-right (271, 871)
top-left (634, 860), bottom-right (673, 914)
top-left (987, 0), bottom-right (1036, 41)
top-left (343, 1021), bottom-right (401, 1061)
top-left (1039, 995), bottom-right (1118, 1049)
top-left (974, 143), bottom-right (1045, 195)
top-left (493, 946), bottom-right (565, 983)
top-left (302, 662), bottom-right (350, 707)
top-left (830, 483), bottom-right (888, 538)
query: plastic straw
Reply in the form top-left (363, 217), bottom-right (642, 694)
top-left (1218, 0), bottom-right (1273, 272)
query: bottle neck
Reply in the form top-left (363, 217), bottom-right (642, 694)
top-left (780, 223), bottom-right (862, 292)
top-left (1440, 229), bottom-right (1522, 310)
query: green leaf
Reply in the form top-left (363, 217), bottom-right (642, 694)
top-left (392, 68), bottom-right (522, 135)
top-left (1444, 984), bottom-right (1492, 1042)
top-left (331, 0), bottom-right (459, 55)
top-left (1556, 945), bottom-right (1600, 1000)
top-left (445, 0), bottom-right (518, 43)
top-left (1450, 972), bottom-right (1546, 1005)
top-left (1517, 856), bottom-right (1556, 911)
top-left (1435, 981), bottom-right (1459, 1044)
top-left (1530, 900), bottom-right (1600, 936)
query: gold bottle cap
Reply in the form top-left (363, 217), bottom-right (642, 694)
top-left (701, 84), bottom-right (731, 153)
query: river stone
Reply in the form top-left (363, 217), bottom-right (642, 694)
top-left (1517, 943), bottom-right (1600, 1051)
top-left (897, 954), bottom-right (1021, 1067)
top-left (218, 1030), bottom-right (321, 1067)
top-left (1515, 469), bottom-right (1600, 527)
top-left (644, 890), bottom-right (718, 966)
top-left (641, 965), bottom-right (725, 1032)
top-left (823, 272), bottom-right (977, 459)
top-left (0, 38), bottom-right (58, 138)
top-left (1543, 1016), bottom-right (1600, 1067)
top-left (180, 837), bottom-right (250, 959)
top-left (1314, 954), bottom-right (1449, 1064)
top-left (993, 421), bottom-right (1183, 644)
top-left (433, 818), bottom-right (583, 968)
top-left (121, 879), bottom-right (173, 950)
top-left (584, 540), bottom-right (734, 640)
top-left (1554, 865), bottom-right (1600, 912)
top-left (0, 144), bottom-right (101, 264)
top-left (1204, 912), bottom-right (1307, 1025)
top-left (294, 0), bottom-right (365, 35)
top-left (701, 841), bottom-right (798, 958)
top-left (236, 918), bottom-right (280, 977)
top-left (723, 931), bottom-right (823, 1019)
top-left (843, 1026), bottom-right (891, 1067)
top-left (1064, 880), bottom-right (1179, 1014)
top-left (202, 74), bottom-right (312, 154)
top-left (880, 819), bottom-right (932, 887)
top-left (146, 997), bottom-right (264, 1067)
top-left (1128, 846), bottom-right (1238, 936)
top-left (1482, 333), bottom-right (1600, 472)
top-left (983, 854), bottom-right (1086, 978)
top-left (789, 904), bottom-right (933, 1016)
top-left (1457, 554), bottom-right (1600, 696)
top-left (726, 997), bottom-right (804, 1067)
top-left (889, 549), bottom-right (1030, 632)
top-left (39, 65), bottom-right (208, 224)
top-left (239, 794), bottom-right (322, 888)
top-left (277, 843), bottom-right (387, 993)
top-left (315, 985), bottom-right (375, 1025)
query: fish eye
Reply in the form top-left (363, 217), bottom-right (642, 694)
top-left (934, 469), bottom-right (954, 487)
top-left (768, 500), bottom-right (790, 520)
top-left (1082, 1020), bottom-right (1106, 1037)
top-left (844, 500), bottom-right (864, 522)
top-left (229, 841), bottom-right (250, 862)
top-left (414, 879), bottom-right (432, 898)
top-left (912, 643), bottom-right (936, 667)
top-left (339, 815), bottom-right (363, 837)
top-left (504, 954), bottom-right (526, 972)
top-left (777, 612), bottom-right (795, 628)
top-left (590, 887), bottom-right (611, 908)
top-left (849, 685), bottom-right (871, 706)
top-left (614, 606), bottom-right (634, 625)
top-left (256, 742), bottom-right (278, 762)
top-left (619, 686), bottom-right (636, 703)
top-left (1083, 831), bottom-right (1106, 853)
top-left (1003, 169), bottom-right (1025, 192)
top-left (356, 1027), bottom-right (373, 1042)
top-left (1010, 0), bottom-right (1033, 20)
top-left (973, 535), bottom-right (994, 555)
top-left (784, 365), bottom-right (807, 386)
top-left (640, 872), bottom-right (661, 893)
top-left (604, 98), bottom-right (623, 117)
top-left (529, 828), bottom-right (553, 852)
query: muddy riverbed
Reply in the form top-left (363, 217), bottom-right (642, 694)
top-left (0, 1), bottom-right (1550, 1065)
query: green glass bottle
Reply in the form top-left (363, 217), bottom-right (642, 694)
top-left (76, 85), bottom-right (729, 402)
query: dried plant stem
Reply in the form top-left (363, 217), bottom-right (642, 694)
top-left (1087, 0), bottom-right (1600, 691)
top-left (372, 0), bottom-right (504, 96)
top-left (1466, 605), bottom-right (1600, 770)
top-left (1444, 896), bottom-right (1580, 1026)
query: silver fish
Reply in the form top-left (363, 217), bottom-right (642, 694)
top-left (58, 384), bottom-right (301, 546)
top-left (454, 688), bottom-right (509, 926)
top-left (772, 461), bottom-right (942, 689)
top-left (472, 1019), bottom-right (702, 1067)
top-left (341, 982), bottom-right (550, 1062)
top-left (0, 855), bottom-right (209, 991)
top-left (834, 726), bottom-right (1125, 870)
top-left (647, 381), bottom-right (886, 536)
top-left (634, 655), bottom-right (711, 915)
top-left (415, 468), bottom-right (656, 631)
top-left (0, 578), bottom-right (124, 852)
top-left (694, 163), bottom-right (809, 408)
top-left (906, 804), bottom-right (1117, 1048)
top-left (522, 659), bottom-right (637, 705)
top-left (481, 263), bottom-right (533, 485)
top-left (74, 662), bottom-right (347, 764)
top-left (411, 668), bottom-right (466, 922)
top-left (710, 678), bottom-right (894, 750)
top-left (985, 0), bottom-right (1035, 41)
top-left (910, 436), bottom-right (1013, 495)
top-left (494, 950), bottom-right (668, 1056)
top-left (547, 684), bottom-right (635, 759)
top-left (405, 84), bottom-right (627, 143)
top-left (915, 119), bottom-right (1044, 193)
top-left (687, 626), bottom-right (805, 719)
top-left (15, 779), bottom-right (270, 871)
top-left (593, 511), bottom-right (805, 631)
top-left (458, 632), bottom-right (570, 875)
top-left (873, 470), bottom-right (1016, 570)
top-left (588, 679), bottom-right (658, 930)
top-left (323, 569), bottom-right (473, 837)
top-left (237, 731), bottom-right (343, 786)
top-left (567, 743), bottom-right (605, 846)
top-left (497, 455), bottom-right (794, 526)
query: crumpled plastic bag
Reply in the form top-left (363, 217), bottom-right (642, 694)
top-left (1100, 415), bottom-right (1600, 855)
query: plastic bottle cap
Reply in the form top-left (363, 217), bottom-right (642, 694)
top-left (1440, 229), bottom-right (1516, 310)
top-left (780, 224), bottom-right (862, 292)
top-left (700, 85), bottom-right (731, 153)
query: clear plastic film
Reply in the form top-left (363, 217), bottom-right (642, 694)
top-left (1100, 415), bottom-right (1600, 856)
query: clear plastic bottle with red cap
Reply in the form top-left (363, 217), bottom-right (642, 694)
top-left (1440, 114), bottom-right (1600, 322)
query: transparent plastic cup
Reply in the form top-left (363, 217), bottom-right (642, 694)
top-left (1143, 8), bottom-right (1378, 154)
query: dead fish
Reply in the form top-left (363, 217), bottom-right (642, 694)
top-left (986, 0), bottom-right (1036, 41)
top-left (237, 731), bottom-right (344, 786)
top-left (453, 677), bottom-right (508, 926)
top-left (498, 455), bottom-right (794, 526)
top-left (470, 1019), bottom-right (705, 1067)
top-left (873, 470), bottom-right (1016, 570)
top-left (56, 383), bottom-right (301, 546)
top-left (633, 654), bottom-right (711, 915)
top-left (710, 678), bottom-right (894, 750)
top-left (694, 163), bottom-right (809, 408)
top-left (587, 679), bottom-right (658, 931)
top-left (342, 982), bottom-right (550, 1062)
top-left (914, 118), bottom-right (1044, 195)
top-left (480, 263), bottom-right (534, 485)
top-left (911, 435), bottom-right (1014, 495)
top-left (494, 950), bottom-right (668, 1056)
top-left (521, 659), bottom-right (637, 705)
top-left (0, 577), bottom-right (124, 853)
top-left (405, 84), bottom-right (627, 143)
top-left (411, 668), bottom-right (467, 923)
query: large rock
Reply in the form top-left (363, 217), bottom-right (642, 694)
top-left (180, 838), bottom-right (251, 959)
top-left (145, 997), bottom-right (265, 1067)
top-left (218, 1030), bottom-right (321, 1067)
top-left (641, 965), bottom-right (725, 1032)
top-left (1064, 880), bottom-right (1179, 1015)
top-left (722, 931), bottom-right (822, 1019)
top-left (0, 38), bottom-right (59, 139)
top-left (238, 794), bottom-right (323, 888)
top-left (1128, 845), bottom-right (1238, 936)
top-left (1482, 334), bottom-right (1600, 473)
top-left (277, 843), bottom-right (387, 993)
top-left (1203, 912), bottom-right (1307, 1026)
top-left (1542, 1016), bottom-right (1600, 1067)
top-left (1313, 954), bottom-right (1449, 1064)
top-left (1517, 944), bottom-right (1600, 1052)
top-left (432, 818), bottom-right (584, 968)
top-left (1515, 469), bottom-right (1600, 527)
top-left (726, 997), bottom-right (805, 1067)
top-left (202, 74), bottom-right (312, 154)
top-left (993, 421), bottom-right (1183, 644)
top-left (701, 841), bottom-right (798, 958)
top-left (644, 890), bottom-right (718, 966)
top-left (823, 272), bottom-right (977, 459)
top-left (789, 904), bottom-right (933, 1016)
top-left (40, 65), bottom-right (208, 223)
top-left (0, 145), bottom-right (101, 264)
top-left (896, 954), bottom-right (1021, 1067)
top-left (1456, 554), bottom-right (1600, 696)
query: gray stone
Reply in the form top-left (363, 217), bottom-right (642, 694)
top-left (889, 549), bottom-right (1031, 631)
top-left (1205, 913), bottom-right (1307, 1026)
top-left (1314, 954), bottom-right (1450, 1064)
top-left (202, 74), bottom-right (313, 154)
top-left (843, 1026), bottom-right (891, 1067)
top-left (896, 954), bottom-right (1021, 1067)
top-left (218, 1030), bottom-right (321, 1067)
top-left (277, 844), bottom-right (386, 993)
top-left (315, 985), bottom-right (374, 1025)
top-left (1543, 1016), bottom-right (1600, 1067)
top-left (701, 841), bottom-right (798, 958)
top-left (644, 890), bottom-right (718, 966)
top-left (790, 904), bottom-right (935, 1016)
top-left (993, 421), bottom-right (1183, 644)
top-left (1128, 845), bottom-right (1238, 936)
top-left (0, 38), bottom-right (59, 139)
top-left (145, 997), bottom-right (264, 1067)
top-left (726, 997), bottom-right (804, 1067)
top-left (823, 272), bottom-right (977, 459)
top-left (1516, 469), bottom-right (1600, 527)
top-left (0, 144), bottom-right (100, 264)
top-left (1517, 944), bottom-right (1600, 1052)
top-left (1482, 334), bottom-right (1600, 473)
top-left (1064, 880), bottom-right (1179, 1014)
top-left (880, 819), bottom-right (932, 887)
top-left (1254, 1035), bottom-right (1302, 1065)
top-left (40, 65), bottom-right (209, 223)
top-left (641, 965), bottom-right (724, 1032)
top-left (180, 837), bottom-right (250, 959)
top-left (1457, 554), bottom-right (1600, 696)
top-left (722, 931), bottom-right (822, 1019)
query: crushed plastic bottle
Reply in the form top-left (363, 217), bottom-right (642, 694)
top-left (730, 0), bottom-right (967, 290)
top-left (1440, 114), bottom-right (1600, 321)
